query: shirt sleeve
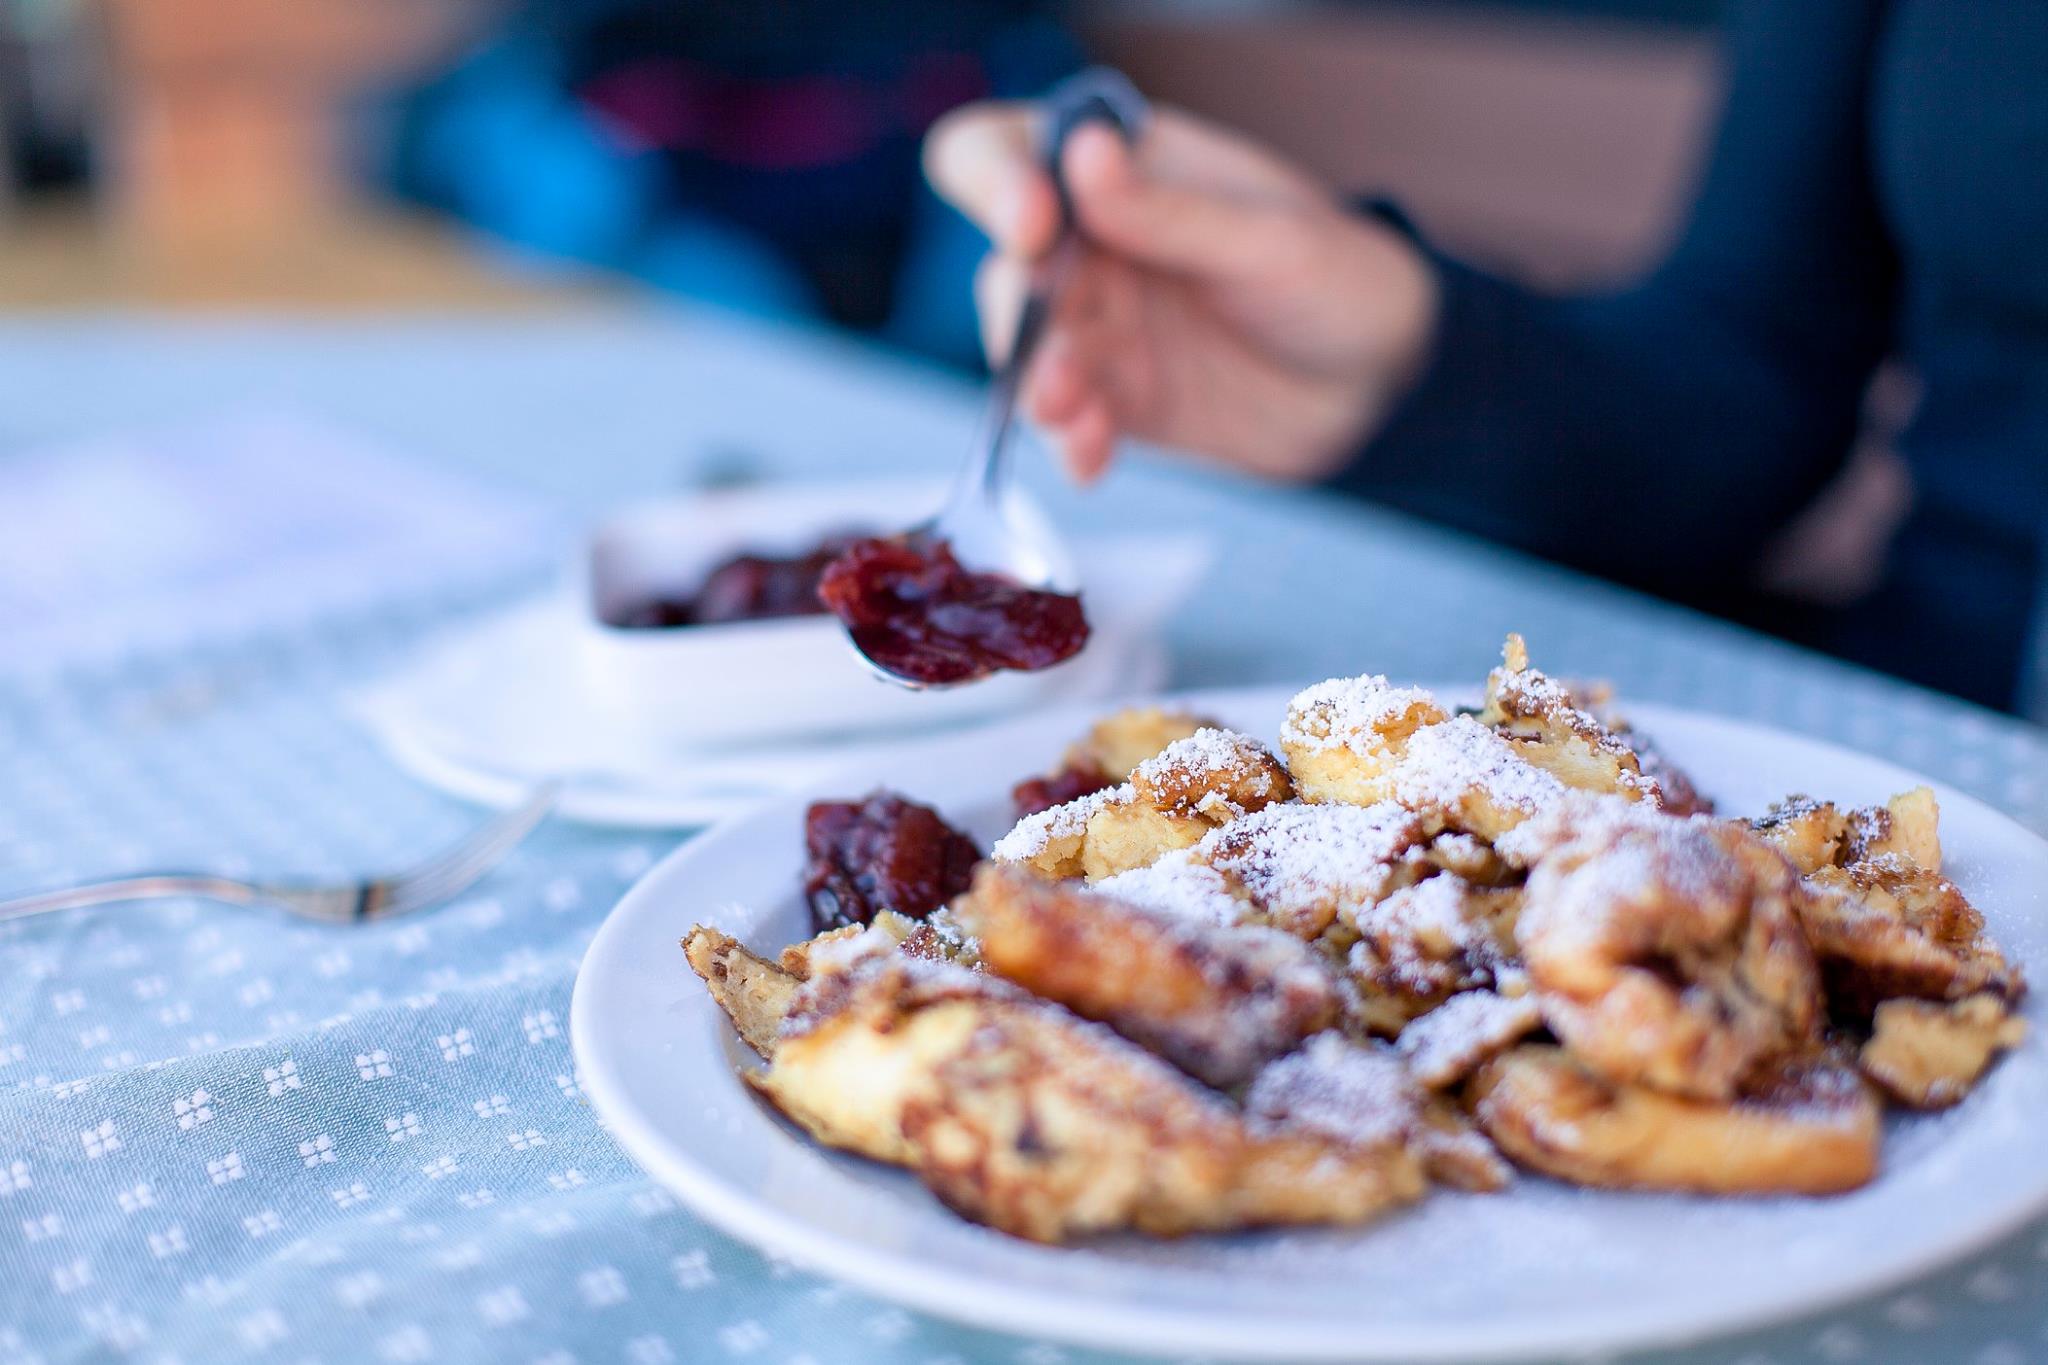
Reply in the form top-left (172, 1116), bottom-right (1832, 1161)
top-left (1331, 0), bottom-right (1898, 596)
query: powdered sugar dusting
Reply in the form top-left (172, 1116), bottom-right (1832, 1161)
top-left (1396, 991), bottom-right (1543, 1088)
top-left (1282, 675), bottom-right (1443, 753)
top-left (1200, 801), bottom-right (1425, 916)
top-left (1490, 664), bottom-right (1593, 728)
top-left (991, 783), bottom-right (1129, 862)
top-left (1510, 800), bottom-right (1746, 963)
top-left (805, 919), bottom-right (908, 975)
top-left (1245, 1033), bottom-right (1420, 1150)
top-left (1133, 727), bottom-right (1286, 820)
top-left (918, 905), bottom-right (980, 960)
top-left (1096, 850), bottom-right (1249, 926)
top-left (1352, 874), bottom-right (1485, 955)
top-left (1390, 717), bottom-right (1567, 818)
top-left (1135, 727), bottom-right (1263, 786)
top-left (1491, 663), bottom-right (1658, 800)
top-left (1494, 790), bottom-right (1675, 866)
top-left (1432, 832), bottom-right (1488, 864)
top-left (1748, 1058), bottom-right (1884, 1132)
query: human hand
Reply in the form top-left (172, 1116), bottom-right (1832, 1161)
top-left (924, 101), bottom-right (1438, 483)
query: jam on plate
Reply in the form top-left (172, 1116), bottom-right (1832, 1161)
top-left (802, 790), bottom-right (980, 931)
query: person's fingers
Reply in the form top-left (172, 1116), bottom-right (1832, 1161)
top-left (1133, 106), bottom-right (1327, 206)
top-left (930, 99), bottom-right (1326, 262)
top-left (1024, 337), bottom-right (1091, 428)
top-left (1054, 398), bottom-right (1119, 485)
top-left (1032, 251), bottom-right (1156, 431)
top-left (984, 245), bottom-right (1127, 378)
top-left (924, 103), bottom-right (1030, 223)
top-left (974, 253), bottom-right (1028, 366)
top-left (1061, 124), bottom-right (1287, 280)
top-left (925, 103), bottom-right (1061, 256)
top-left (988, 258), bottom-right (1122, 478)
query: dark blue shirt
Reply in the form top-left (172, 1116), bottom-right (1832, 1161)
top-left (1342, 0), bottom-right (2046, 711)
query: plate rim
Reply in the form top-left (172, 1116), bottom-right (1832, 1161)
top-left (571, 685), bottom-right (2048, 1361)
top-left (358, 615), bottom-right (1172, 829)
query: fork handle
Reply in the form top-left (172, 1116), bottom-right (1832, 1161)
top-left (0, 874), bottom-right (264, 922)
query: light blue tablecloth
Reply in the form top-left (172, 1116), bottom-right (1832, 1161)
top-left (2, 311), bottom-right (2044, 1365)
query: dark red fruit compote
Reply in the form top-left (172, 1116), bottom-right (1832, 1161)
top-left (607, 534), bottom-right (865, 629)
top-left (1011, 761), bottom-right (1115, 820)
top-left (802, 791), bottom-right (980, 931)
top-left (816, 537), bottom-right (1089, 685)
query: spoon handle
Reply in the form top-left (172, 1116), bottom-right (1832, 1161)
top-left (1039, 68), bottom-right (1151, 228)
top-left (960, 69), bottom-right (1150, 506)
top-left (966, 239), bottom-right (1073, 502)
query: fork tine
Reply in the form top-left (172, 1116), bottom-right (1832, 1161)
top-left (370, 811), bottom-right (549, 916)
top-left (370, 782), bottom-right (562, 917)
top-left (393, 782), bottom-right (561, 895)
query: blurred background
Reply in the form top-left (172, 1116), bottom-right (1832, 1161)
top-left (0, 0), bottom-right (1723, 324)
top-left (0, 0), bottom-right (1931, 682)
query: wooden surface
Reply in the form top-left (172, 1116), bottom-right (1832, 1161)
top-left (0, 199), bottom-right (614, 311)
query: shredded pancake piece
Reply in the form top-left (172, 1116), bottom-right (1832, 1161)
top-left (682, 926), bottom-right (799, 1058)
top-left (1471, 1044), bottom-right (1879, 1195)
top-left (755, 954), bottom-right (1424, 1242)
top-left (1395, 990), bottom-right (1544, 1089)
top-left (1750, 787), bottom-right (1943, 877)
top-left (1194, 800), bottom-right (1436, 940)
top-left (1479, 633), bottom-right (1664, 806)
top-left (957, 864), bottom-right (1340, 1089)
top-left (1283, 674), bottom-right (1568, 838)
top-left (1246, 1032), bottom-right (1511, 1192)
top-left (992, 728), bottom-right (1292, 882)
top-left (1509, 796), bottom-right (1821, 1101)
top-left (1345, 873), bottom-right (1521, 1018)
top-left (1859, 993), bottom-right (2027, 1109)
top-left (1800, 856), bottom-right (2024, 1014)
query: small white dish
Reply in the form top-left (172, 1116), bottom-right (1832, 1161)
top-left (351, 494), bottom-right (1203, 826)
top-left (572, 687), bottom-right (2048, 1362)
top-left (579, 478), bottom-right (1088, 747)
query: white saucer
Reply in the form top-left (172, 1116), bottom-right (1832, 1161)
top-left (352, 535), bottom-right (1191, 827)
top-left (573, 687), bottom-right (2048, 1361)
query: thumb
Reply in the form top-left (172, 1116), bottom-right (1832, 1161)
top-left (1062, 124), bottom-right (1279, 280)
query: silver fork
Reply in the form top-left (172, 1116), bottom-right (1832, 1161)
top-left (0, 783), bottom-right (560, 925)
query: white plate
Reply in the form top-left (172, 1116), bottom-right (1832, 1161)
top-left (350, 534), bottom-right (1194, 827)
top-left (571, 687), bottom-right (2048, 1361)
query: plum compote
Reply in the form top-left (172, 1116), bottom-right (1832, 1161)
top-left (816, 536), bottom-right (1088, 686)
top-left (607, 534), bottom-right (865, 629)
top-left (801, 790), bottom-right (980, 931)
top-left (1010, 761), bottom-right (1115, 820)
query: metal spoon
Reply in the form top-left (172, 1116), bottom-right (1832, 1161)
top-left (848, 68), bottom-right (1149, 691)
